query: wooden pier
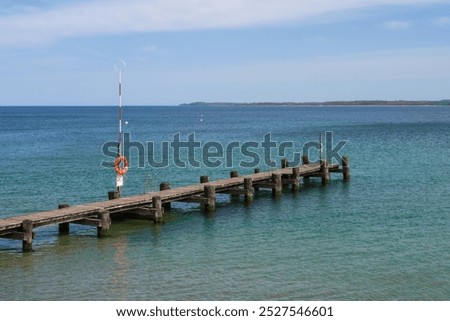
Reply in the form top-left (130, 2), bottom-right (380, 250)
top-left (0, 157), bottom-right (349, 252)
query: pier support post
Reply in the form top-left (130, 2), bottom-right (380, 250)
top-left (342, 156), bottom-right (350, 181)
top-left (108, 191), bottom-right (120, 200)
top-left (22, 219), bottom-right (33, 252)
top-left (58, 204), bottom-right (70, 235)
top-left (244, 177), bottom-right (253, 203)
top-left (281, 159), bottom-right (289, 169)
top-left (204, 185), bottom-right (216, 212)
top-left (152, 196), bottom-right (164, 223)
top-left (229, 171), bottom-right (240, 200)
top-left (292, 167), bottom-right (300, 191)
top-left (302, 155), bottom-right (310, 183)
top-left (200, 176), bottom-right (209, 184)
top-left (321, 160), bottom-right (330, 185)
top-left (159, 182), bottom-right (171, 210)
top-left (272, 173), bottom-right (282, 196)
top-left (302, 155), bottom-right (310, 165)
top-left (254, 168), bottom-right (260, 192)
top-left (97, 210), bottom-right (111, 237)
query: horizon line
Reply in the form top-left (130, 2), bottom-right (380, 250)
top-left (1, 99), bottom-right (450, 108)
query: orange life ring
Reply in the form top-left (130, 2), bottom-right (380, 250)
top-left (114, 155), bottom-right (128, 176)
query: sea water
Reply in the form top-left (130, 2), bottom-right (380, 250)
top-left (0, 105), bottom-right (449, 300)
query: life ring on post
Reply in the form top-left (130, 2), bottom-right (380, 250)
top-left (114, 155), bottom-right (128, 176)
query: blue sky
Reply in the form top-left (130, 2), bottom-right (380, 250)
top-left (1, 0), bottom-right (450, 105)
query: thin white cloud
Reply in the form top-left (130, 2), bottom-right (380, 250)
top-left (141, 45), bottom-right (158, 53)
top-left (433, 16), bottom-right (450, 26)
top-left (384, 20), bottom-right (412, 30)
top-left (0, 0), bottom-right (448, 46)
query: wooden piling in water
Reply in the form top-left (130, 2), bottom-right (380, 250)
top-left (22, 219), bottom-right (33, 252)
top-left (159, 182), bottom-right (171, 210)
top-left (108, 191), bottom-right (120, 200)
top-left (302, 155), bottom-right (310, 183)
top-left (97, 210), bottom-right (111, 237)
top-left (321, 160), bottom-right (329, 185)
top-left (230, 170), bottom-right (241, 200)
top-left (58, 204), bottom-right (70, 235)
top-left (204, 185), bottom-right (216, 212)
top-left (342, 156), bottom-right (350, 181)
top-left (272, 173), bottom-right (282, 196)
top-left (254, 168), bottom-right (260, 191)
top-left (229, 171), bottom-right (240, 200)
top-left (230, 170), bottom-right (239, 178)
top-left (302, 155), bottom-right (310, 165)
top-left (200, 175), bottom-right (209, 184)
top-left (292, 167), bottom-right (300, 191)
top-left (244, 177), bottom-right (253, 203)
top-left (281, 159), bottom-right (289, 169)
top-left (152, 196), bottom-right (164, 223)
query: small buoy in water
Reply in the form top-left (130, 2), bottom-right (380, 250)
top-left (125, 121), bottom-right (128, 125)
top-left (200, 115), bottom-right (203, 122)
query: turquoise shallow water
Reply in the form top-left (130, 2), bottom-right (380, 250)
top-left (0, 105), bottom-right (449, 300)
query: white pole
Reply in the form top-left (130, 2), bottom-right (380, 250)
top-left (114, 60), bottom-right (126, 192)
top-left (118, 69), bottom-right (122, 157)
top-left (319, 132), bottom-right (323, 161)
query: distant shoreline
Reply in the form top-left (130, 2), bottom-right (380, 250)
top-left (180, 100), bottom-right (450, 107)
top-left (1, 100), bottom-right (450, 108)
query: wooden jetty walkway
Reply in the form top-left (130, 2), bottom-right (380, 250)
top-left (0, 157), bottom-right (349, 252)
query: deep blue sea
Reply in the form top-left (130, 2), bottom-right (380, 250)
top-left (0, 105), bottom-right (449, 300)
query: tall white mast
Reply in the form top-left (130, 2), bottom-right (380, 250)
top-left (118, 66), bottom-right (122, 156)
top-left (115, 59), bottom-right (126, 193)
